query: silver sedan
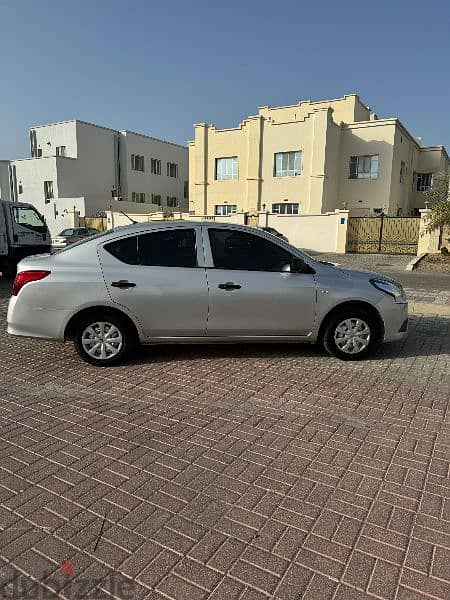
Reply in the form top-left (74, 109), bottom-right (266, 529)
top-left (7, 221), bottom-right (408, 366)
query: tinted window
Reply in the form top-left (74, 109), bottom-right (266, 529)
top-left (208, 229), bottom-right (293, 272)
top-left (139, 229), bottom-right (197, 268)
top-left (104, 236), bottom-right (138, 265)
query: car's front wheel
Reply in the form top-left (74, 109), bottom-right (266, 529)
top-left (323, 308), bottom-right (380, 361)
top-left (74, 313), bottom-right (137, 366)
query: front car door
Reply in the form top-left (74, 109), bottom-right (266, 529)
top-left (203, 226), bottom-right (317, 337)
top-left (98, 225), bottom-right (208, 338)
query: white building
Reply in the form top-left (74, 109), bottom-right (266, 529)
top-left (5, 120), bottom-right (188, 234)
top-left (0, 160), bottom-right (12, 201)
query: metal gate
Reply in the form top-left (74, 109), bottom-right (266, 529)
top-left (347, 216), bottom-right (420, 254)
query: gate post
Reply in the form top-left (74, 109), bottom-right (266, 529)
top-left (378, 213), bottom-right (385, 253)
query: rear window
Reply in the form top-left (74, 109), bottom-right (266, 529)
top-left (104, 229), bottom-right (197, 268)
top-left (104, 236), bottom-right (138, 265)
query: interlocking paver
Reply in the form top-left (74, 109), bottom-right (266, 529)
top-left (0, 282), bottom-right (449, 598)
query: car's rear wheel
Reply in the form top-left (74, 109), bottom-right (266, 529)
top-left (323, 308), bottom-right (380, 361)
top-left (74, 313), bottom-right (137, 366)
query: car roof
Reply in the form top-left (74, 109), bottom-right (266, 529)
top-left (99, 220), bottom-right (262, 237)
top-left (57, 220), bottom-right (283, 254)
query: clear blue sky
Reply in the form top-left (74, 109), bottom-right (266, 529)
top-left (1, 0), bottom-right (450, 158)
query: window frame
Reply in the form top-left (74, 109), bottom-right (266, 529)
top-left (131, 154), bottom-right (145, 172)
top-left (167, 196), bottom-right (178, 208)
top-left (166, 162), bottom-right (178, 178)
top-left (151, 158), bottom-right (161, 175)
top-left (215, 157), bottom-right (238, 181)
top-left (349, 154), bottom-right (379, 180)
top-left (215, 204), bottom-right (237, 216)
top-left (44, 180), bottom-right (54, 202)
top-left (272, 203), bottom-right (299, 215)
top-left (131, 192), bottom-right (146, 203)
top-left (414, 172), bottom-right (433, 192)
top-left (274, 151), bottom-right (302, 177)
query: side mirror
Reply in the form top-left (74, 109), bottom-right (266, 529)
top-left (291, 257), bottom-right (315, 274)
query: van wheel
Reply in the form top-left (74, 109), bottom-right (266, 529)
top-left (323, 308), bottom-right (380, 361)
top-left (74, 312), bottom-right (137, 366)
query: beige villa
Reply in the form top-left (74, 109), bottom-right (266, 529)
top-left (188, 94), bottom-right (449, 217)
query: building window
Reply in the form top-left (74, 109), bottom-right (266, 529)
top-left (184, 181), bottom-right (189, 199)
top-left (274, 151), bottom-right (301, 177)
top-left (131, 192), bottom-right (146, 203)
top-left (167, 196), bottom-right (178, 207)
top-left (18, 183), bottom-right (23, 194)
top-left (215, 204), bottom-right (237, 216)
top-left (151, 158), bottom-right (161, 175)
top-left (400, 161), bottom-right (406, 184)
top-left (131, 154), bottom-right (145, 172)
top-left (415, 172), bottom-right (433, 192)
top-left (36, 148), bottom-right (42, 157)
top-left (152, 194), bottom-right (161, 206)
top-left (56, 146), bottom-right (66, 157)
top-left (272, 203), bottom-right (299, 215)
top-left (349, 155), bottom-right (379, 179)
top-left (167, 162), bottom-right (178, 178)
top-left (215, 157), bottom-right (238, 180)
top-left (44, 181), bottom-right (54, 203)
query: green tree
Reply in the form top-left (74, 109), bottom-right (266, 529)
top-left (423, 170), bottom-right (450, 230)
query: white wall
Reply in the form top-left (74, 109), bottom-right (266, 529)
top-left (12, 156), bottom-right (60, 210)
top-left (258, 211), bottom-right (347, 252)
top-left (120, 131), bottom-right (188, 211)
top-left (32, 121), bottom-right (78, 158)
top-left (10, 120), bottom-right (189, 235)
top-left (0, 161), bottom-right (11, 201)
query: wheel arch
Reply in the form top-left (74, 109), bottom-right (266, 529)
top-left (64, 305), bottom-right (140, 341)
top-left (317, 300), bottom-right (385, 343)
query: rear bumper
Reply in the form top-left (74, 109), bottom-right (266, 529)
top-left (7, 295), bottom-right (68, 340)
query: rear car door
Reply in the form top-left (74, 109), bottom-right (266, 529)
top-left (204, 227), bottom-right (317, 336)
top-left (98, 226), bottom-right (208, 338)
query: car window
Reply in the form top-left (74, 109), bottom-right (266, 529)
top-left (104, 235), bottom-right (139, 265)
top-left (208, 228), bottom-right (293, 272)
top-left (60, 228), bottom-right (74, 236)
top-left (138, 229), bottom-right (197, 268)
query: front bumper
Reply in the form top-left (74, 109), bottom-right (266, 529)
top-left (377, 296), bottom-right (409, 342)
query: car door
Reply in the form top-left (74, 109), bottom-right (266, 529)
top-left (98, 226), bottom-right (208, 338)
top-left (204, 227), bottom-right (317, 336)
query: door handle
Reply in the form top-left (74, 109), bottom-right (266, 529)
top-left (218, 282), bottom-right (241, 291)
top-left (111, 280), bottom-right (136, 289)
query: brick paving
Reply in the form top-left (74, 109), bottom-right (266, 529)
top-left (0, 279), bottom-right (449, 599)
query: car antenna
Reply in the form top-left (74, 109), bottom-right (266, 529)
top-left (120, 211), bottom-right (138, 225)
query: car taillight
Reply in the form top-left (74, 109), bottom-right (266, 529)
top-left (12, 270), bottom-right (51, 296)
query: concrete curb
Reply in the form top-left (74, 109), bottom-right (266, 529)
top-left (410, 301), bottom-right (450, 316)
top-left (406, 253), bottom-right (427, 271)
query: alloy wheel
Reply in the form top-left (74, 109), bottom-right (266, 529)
top-left (333, 318), bottom-right (371, 355)
top-left (81, 321), bottom-right (123, 360)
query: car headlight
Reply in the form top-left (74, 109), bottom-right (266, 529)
top-left (370, 278), bottom-right (407, 304)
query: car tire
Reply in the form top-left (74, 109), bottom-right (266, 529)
top-left (74, 312), bottom-right (138, 366)
top-left (323, 307), bottom-right (381, 361)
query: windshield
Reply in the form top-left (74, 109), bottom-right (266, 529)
top-left (12, 206), bottom-right (47, 232)
top-left (59, 229), bottom-right (74, 236)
